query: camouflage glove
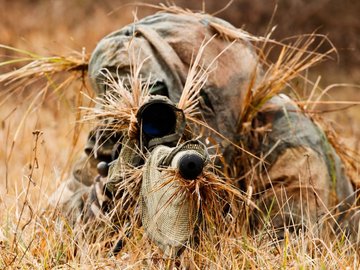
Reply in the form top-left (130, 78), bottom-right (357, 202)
top-left (81, 137), bottom-right (141, 224)
top-left (48, 127), bottom-right (122, 225)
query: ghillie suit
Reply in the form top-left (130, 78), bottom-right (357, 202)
top-left (49, 10), bottom-right (359, 258)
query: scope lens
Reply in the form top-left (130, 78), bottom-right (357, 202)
top-left (141, 103), bottom-right (177, 138)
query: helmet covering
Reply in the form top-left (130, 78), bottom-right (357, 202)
top-left (88, 12), bottom-right (262, 145)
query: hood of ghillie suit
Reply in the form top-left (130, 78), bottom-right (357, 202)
top-left (87, 11), bottom-right (263, 258)
top-left (88, 11), bottom-right (262, 148)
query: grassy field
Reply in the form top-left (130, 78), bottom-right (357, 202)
top-left (0, 1), bottom-right (359, 269)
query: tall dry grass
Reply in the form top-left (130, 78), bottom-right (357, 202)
top-left (0, 2), bottom-right (359, 269)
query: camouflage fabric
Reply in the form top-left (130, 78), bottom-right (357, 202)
top-left (49, 11), bottom-right (359, 254)
top-left (248, 95), bottom-right (357, 236)
top-left (141, 140), bottom-right (209, 257)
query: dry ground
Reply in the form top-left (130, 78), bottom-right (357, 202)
top-left (0, 1), bottom-right (359, 269)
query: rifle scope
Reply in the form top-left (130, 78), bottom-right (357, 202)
top-left (139, 101), bottom-right (177, 139)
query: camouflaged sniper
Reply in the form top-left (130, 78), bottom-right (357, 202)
top-left (49, 12), bottom-right (359, 256)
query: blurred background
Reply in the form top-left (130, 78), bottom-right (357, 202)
top-left (0, 0), bottom-right (359, 200)
top-left (1, 0), bottom-right (359, 76)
